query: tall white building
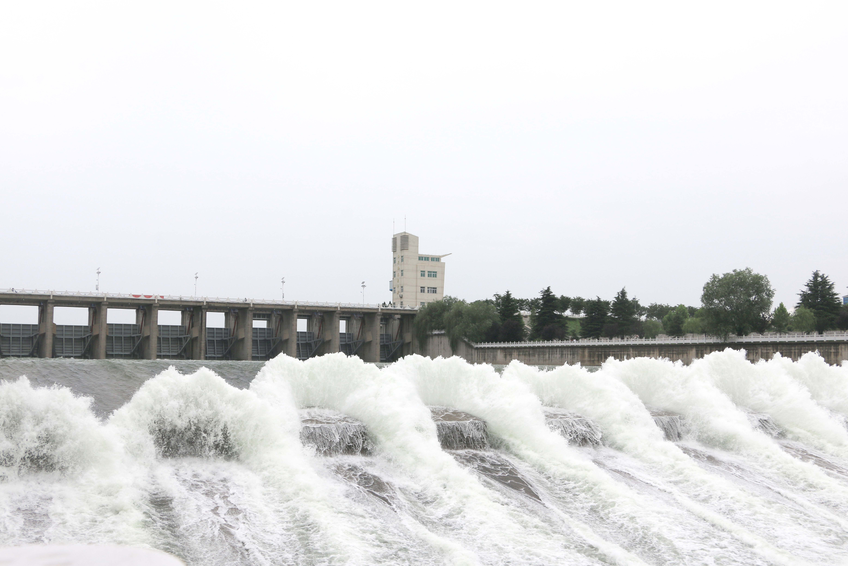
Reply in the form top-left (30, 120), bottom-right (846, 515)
top-left (390, 232), bottom-right (448, 307)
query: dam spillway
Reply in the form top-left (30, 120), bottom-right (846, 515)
top-left (0, 289), bottom-right (415, 362)
top-left (2, 350), bottom-right (848, 565)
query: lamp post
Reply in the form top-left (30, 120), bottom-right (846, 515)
top-left (281, 277), bottom-right (285, 301)
top-left (361, 281), bottom-right (366, 305)
top-left (96, 268), bottom-right (101, 292)
top-left (194, 273), bottom-right (198, 297)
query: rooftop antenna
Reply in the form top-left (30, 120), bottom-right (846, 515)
top-left (194, 272), bottom-right (198, 297)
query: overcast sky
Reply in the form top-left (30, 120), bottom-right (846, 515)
top-left (2, 2), bottom-right (847, 324)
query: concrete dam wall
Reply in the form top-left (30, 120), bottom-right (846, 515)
top-left (421, 332), bottom-right (848, 366)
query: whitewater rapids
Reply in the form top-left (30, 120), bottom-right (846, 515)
top-left (1, 349), bottom-right (847, 565)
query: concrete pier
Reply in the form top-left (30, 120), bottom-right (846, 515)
top-left (0, 290), bottom-right (416, 362)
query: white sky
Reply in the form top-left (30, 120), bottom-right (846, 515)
top-left (2, 1), bottom-right (847, 322)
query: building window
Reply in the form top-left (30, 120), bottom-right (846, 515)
top-left (431, 257), bottom-right (440, 262)
top-left (420, 302), bottom-right (425, 306)
top-left (401, 256), bottom-right (404, 262)
top-left (393, 271), bottom-right (396, 278)
top-left (420, 286), bottom-right (425, 293)
top-left (420, 270), bottom-right (425, 277)
top-left (427, 287), bottom-right (437, 294)
top-left (427, 271), bottom-right (437, 278)
top-left (401, 286), bottom-right (404, 292)
top-left (401, 270), bottom-right (404, 276)
top-left (393, 257), bottom-right (396, 264)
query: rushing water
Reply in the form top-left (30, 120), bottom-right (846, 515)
top-left (1, 350), bottom-right (847, 565)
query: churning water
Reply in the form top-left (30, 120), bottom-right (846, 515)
top-left (1, 349), bottom-right (847, 565)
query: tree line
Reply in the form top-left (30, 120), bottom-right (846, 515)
top-left (413, 269), bottom-right (848, 350)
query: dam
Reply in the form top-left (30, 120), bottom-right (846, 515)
top-left (0, 289), bottom-right (416, 362)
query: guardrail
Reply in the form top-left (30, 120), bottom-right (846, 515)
top-left (474, 331), bottom-right (848, 348)
top-left (0, 288), bottom-right (418, 311)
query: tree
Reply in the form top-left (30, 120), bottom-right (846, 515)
top-left (493, 290), bottom-right (526, 342)
top-left (531, 287), bottom-right (565, 340)
top-left (701, 268), bottom-right (774, 338)
top-left (645, 303), bottom-right (673, 321)
top-left (609, 288), bottom-right (639, 337)
top-left (569, 297), bottom-right (586, 316)
top-left (836, 305), bottom-right (848, 331)
top-left (789, 306), bottom-right (816, 332)
top-left (771, 303), bottom-right (791, 333)
top-left (681, 314), bottom-right (705, 334)
top-left (642, 319), bottom-right (663, 338)
top-left (662, 305), bottom-right (689, 337)
top-left (413, 296), bottom-right (461, 348)
top-left (581, 298), bottom-right (610, 338)
top-left (797, 270), bottom-right (842, 332)
top-left (443, 300), bottom-right (499, 351)
top-left (557, 296), bottom-right (572, 315)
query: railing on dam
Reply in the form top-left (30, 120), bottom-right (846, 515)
top-left (1, 288), bottom-right (418, 311)
top-left (474, 331), bottom-right (848, 348)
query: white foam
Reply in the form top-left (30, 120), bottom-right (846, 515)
top-left (0, 377), bottom-right (148, 546)
top-left (253, 353), bottom-right (623, 565)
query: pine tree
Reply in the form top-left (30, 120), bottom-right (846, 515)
top-left (581, 298), bottom-right (610, 338)
top-left (771, 303), bottom-right (790, 333)
top-left (797, 270), bottom-right (841, 332)
top-left (531, 287), bottom-right (565, 340)
top-left (495, 290), bottom-right (526, 342)
top-left (610, 288), bottom-right (638, 337)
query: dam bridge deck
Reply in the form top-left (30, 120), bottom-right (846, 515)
top-left (0, 289), bottom-right (416, 363)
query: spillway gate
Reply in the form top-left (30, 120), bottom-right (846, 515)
top-left (0, 290), bottom-right (417, 363)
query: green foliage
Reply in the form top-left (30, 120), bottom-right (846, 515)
top-left (797, 270), bottom-right (842, 332)
top-left (566, 318), bottom-right (582, 338)
top-left (642, 319), bottom-right (664, 339)
top-left (681, 314), bottom-right (705, 334)
top-left (789, 306), bottom-right (817, 333)
top-left (569, 297), bottom-right (586, 316)
top-left (770, 303), bottom-right (791, 333)
top-left (413, 296), bottom-right (460, 348)
top-left (581, 298), bottom-right (610, 338)
top-left (609, 287), bottom-right (639, 337)
top-left (645, 303), bottom-right (673, 321)
top-left (443, 300), bottom-right (499, 352)
top-left (531, 287), bottom-right (566, 340)
top-left (497, 320), bottom-right (527, 342)
top-left (836, 305), bottom-right (848, 331)
top-left (662, 305), bottom-right (689, 337)
top-left (701, 268), bottom-right (774, 338)
top-left (492, 290), bottom-right (527, 342)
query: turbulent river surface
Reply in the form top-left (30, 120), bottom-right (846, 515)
top-left (1, 350), bottom-right (848, 566)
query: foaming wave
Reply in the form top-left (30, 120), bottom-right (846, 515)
top-left (770, 352), bottom-right (848, 423)
top-left (253, 353), bottom-right (621, 566)
top-left (110, 365), bottom-right (393, 565)
top-left (505, 359), bottom-right (848, 564)
top-left (0, 377), bottom-right (147, 547)
top-left (388, 355), bottom-right (778, 566)
top-left (694, 350), bottom-right (848, 460)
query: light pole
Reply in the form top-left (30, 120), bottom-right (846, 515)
top-left (96, 268), bottom-right (101, 292)
top-left (281, 277), bottom-right (285, 301)
top-left (361, 281), bottom-right (366, 305)
top-left (194, 273), bottom-right (198, 297)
